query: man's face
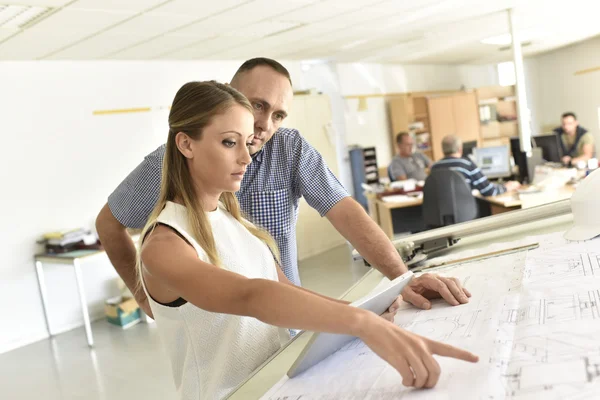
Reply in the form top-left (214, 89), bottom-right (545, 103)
top-left (230, 66), bottom-right (293, 154)
top-left (398, 135), bottom-right (415, 157)
top-left (562, 116), bottom-right (578, 135)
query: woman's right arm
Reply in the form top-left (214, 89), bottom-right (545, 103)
top-left (141, 227), bottom-right (478, 388)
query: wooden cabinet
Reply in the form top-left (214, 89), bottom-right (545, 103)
top-left (476, 85), bottom-right (518, 148)
top-left (282, 94), bottom-right (345, 261)
top-left (388, 92), bottom-right (481, 161)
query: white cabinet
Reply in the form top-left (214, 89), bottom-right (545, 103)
top-left (283, 94), bottom-right (346, 261)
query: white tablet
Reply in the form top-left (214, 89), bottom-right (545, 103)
top-left (287, 271), bottom-right (414, 378)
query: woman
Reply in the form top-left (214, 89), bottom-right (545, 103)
top-left (138, 81), bottom-right (478, 399)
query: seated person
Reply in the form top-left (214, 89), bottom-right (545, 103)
top-left (431, 135), bottom-right (520, 196)
top-left (388, 132), bottom-right (432, 181)
top-left (553, 112), bottom-right (595, 165)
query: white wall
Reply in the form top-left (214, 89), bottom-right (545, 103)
top-left (530, 35), bottom-right (600, 153)
top-left (337, 63), bottom-right (498, 168)
top-left (523, 57), bottom-right (542, 138)
top-left (0, 60), bottom-right (307, 354)
top-left (300, 62), bottom-right (353, 194)
top-left (0, 58), bottom-right (498, 353)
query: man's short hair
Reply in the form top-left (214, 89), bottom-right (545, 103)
top-left (562, 112), bottom-right (577, 120)
top-left (396, 132), bottom-right (410, 145)
top-left (442, 135), bottom-right (462, 156)
top-left (231, 57), bottom-right (292, 86)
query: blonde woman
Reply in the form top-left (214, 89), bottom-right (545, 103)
top-left (138, 81), bottom-right (478, 399)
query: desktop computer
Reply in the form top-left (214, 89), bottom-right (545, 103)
top-left (462, 140), bottom-right (477, 159)
top-left (533, 134), bottom-right (562, 163)
top-left (473, 145), bottom-right (512, 180)
top-left (510, 137), bottom-right (553, 184)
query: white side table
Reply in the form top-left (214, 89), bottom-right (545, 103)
top-left (34, 249), bottom-right (106, 347)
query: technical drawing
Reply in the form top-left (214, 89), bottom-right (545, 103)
top-left (523, 253), bottom-right (600, 284)
top-left (261, 234), bottom-right (600, 400)
top-left (493, 333), bottom-right (600, 398)
top-left (401, 310), bottom-right (481, 341)
top-left (500, 290), bottom-right (600, 326)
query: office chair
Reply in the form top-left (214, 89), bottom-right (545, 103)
top-left (422, 169), bottom-right (478, 229)
top-left (387, 165), bottom-right (393, 181)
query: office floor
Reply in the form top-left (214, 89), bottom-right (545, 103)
top-left (0, 243), bottom-right (369, 400)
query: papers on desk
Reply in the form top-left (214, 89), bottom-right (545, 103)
top-left (262, 232), bottom-right (600, 400)
top-left (381, 193), bottom-right (423, 203)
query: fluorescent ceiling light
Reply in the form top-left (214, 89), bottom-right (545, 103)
top-left (0, 4), bottom-right (52, 29)
top-left (481, 29), bottom-right (542, 46)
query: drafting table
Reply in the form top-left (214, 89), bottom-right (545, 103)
top-left (227, 208), bottom-right (574, 399)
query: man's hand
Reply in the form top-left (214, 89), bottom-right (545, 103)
top-left (504, 181), bottom-right (521, 192)
top-left (135, 292), bottom-right (154, 319)
top-left (380, 296), bottom-right (402, 322)
top-left (401, 273), bottom-right (471, 310)
top-left (562, 155), bottom-right (572, 165)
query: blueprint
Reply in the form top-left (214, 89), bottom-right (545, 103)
top-left (262, 232), bottom-right (600, 400)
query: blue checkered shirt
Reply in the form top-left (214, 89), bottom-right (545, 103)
top-left (108, 128), bottom-right (349, 286)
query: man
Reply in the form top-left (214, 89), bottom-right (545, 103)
top-left (431, 135), bottom-right (520, 196)
top-left (389, 132), bottom-right (432, 181)
top-left (553, 112), bottom-right (595, 165)
top-left (96, 58), bottom-right (471, 317)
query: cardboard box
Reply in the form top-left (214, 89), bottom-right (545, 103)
top-left (105, 296), bottom-right (141, 329)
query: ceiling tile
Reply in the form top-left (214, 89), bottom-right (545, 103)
top-left (0, 27), bottom-right (18, 41)
top-left (150, 0), bottom-right (249, 17)
top-left (68, 0), bottom-right (167, 12)
top-left (0, 8), bottom-right (134, 59)
top-left (110, 11), bottom-right (200, 35)
top-left (5, 0), bottom-right (72, 6)
top-left (160, 36), bottom-right (248, 59)
top-left (108, 33), bottom-right (213, 59)
top-left (171, 0), bottom-right (317, 36)
top-left (46, 31), bottom-right (150, 59)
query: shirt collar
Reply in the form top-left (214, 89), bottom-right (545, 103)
top-left (252, 148), bottom-right (264, 163)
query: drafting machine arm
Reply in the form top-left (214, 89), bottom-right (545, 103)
top-left (353, 200), bottom-right (572, 266)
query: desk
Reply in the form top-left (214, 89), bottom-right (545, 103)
top-left (475, 185), bottom-right (576, 215)
top-left (374, 185), bottom-right (576, 236)
top-left (227, 212), bottom-right (573, 399)
top-left (35, 249), bottom-right (106, 347)
top-left (474, 192), bottom-right (521, 215)
top-left (376, 197), bottom-right (423, 239)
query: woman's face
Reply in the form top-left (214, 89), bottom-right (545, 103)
top-left (180, 104), bottom-right (254, 195)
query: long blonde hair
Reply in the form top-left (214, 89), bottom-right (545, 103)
top-left (136, 81), bottom-right (279, 291)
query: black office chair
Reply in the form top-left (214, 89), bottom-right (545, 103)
top-left (422, 169), bottom-right (478, 229)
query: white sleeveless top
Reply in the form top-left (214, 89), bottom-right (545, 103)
top-left (140, 201), bottom-right (289, 399)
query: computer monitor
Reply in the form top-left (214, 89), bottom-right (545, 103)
top-left (510, 138), bottom-right (529, 182)
top-left (510, 138), bottom-right (545, 184)
top-left (533, 134), bottom-right (562, 163)
top-left (473, 145), bottom-right (511, 179)
top-left (462, 140), bottom-right (477, 159)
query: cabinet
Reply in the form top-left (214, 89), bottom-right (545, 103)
top-left (476, 85), bottom-right (518, 148)
top-left (388, 92), bottom-right (481, 161)
top-left (282, 94), bottom-right (345, 261)
top-left (428, 93), bottom-right (481, 160)
top-left (349, 147), bottom-right (379, 210)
